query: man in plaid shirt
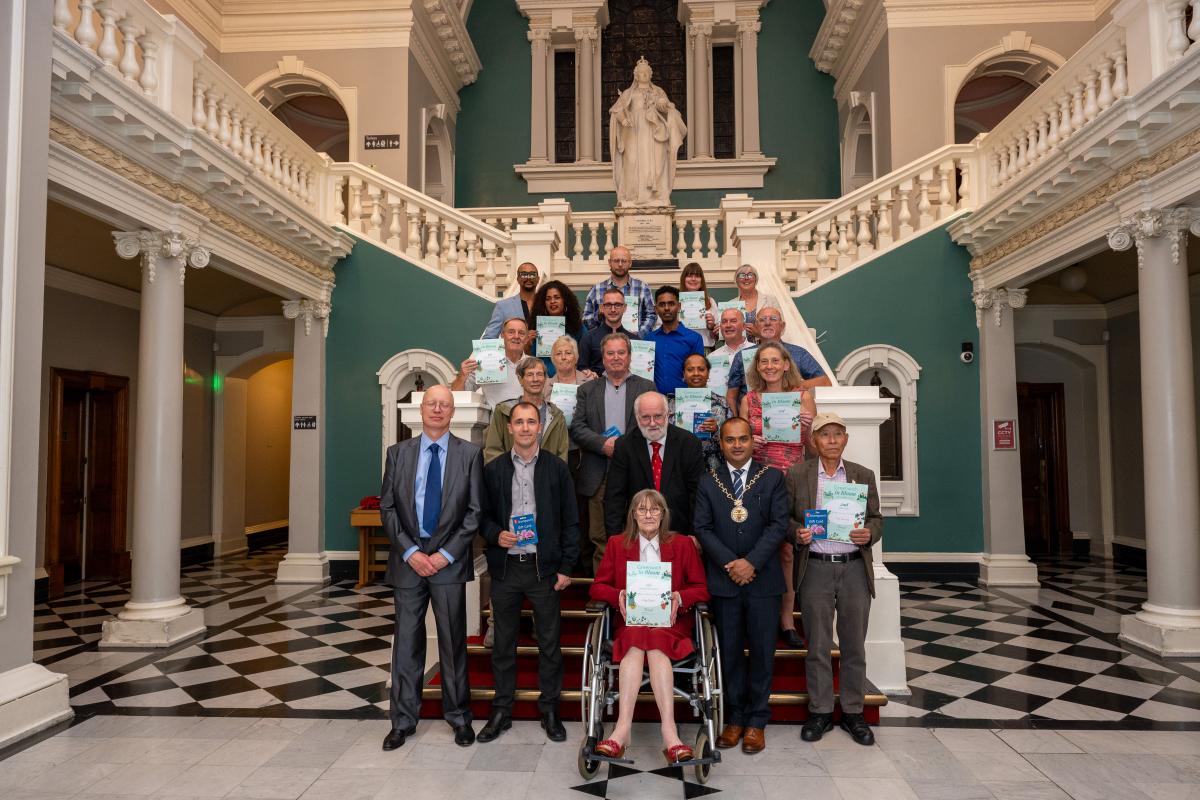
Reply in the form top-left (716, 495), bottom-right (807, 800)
top-left (582, 245), bottom-right (657, 337)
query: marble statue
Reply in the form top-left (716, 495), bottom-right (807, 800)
top-left (609, 57), bottom-right (687, 207)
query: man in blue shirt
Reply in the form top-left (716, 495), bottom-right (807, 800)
top-left (725, 306), bottom-right (831, 409)
top-left (645, 285), bottom-right (704, 396)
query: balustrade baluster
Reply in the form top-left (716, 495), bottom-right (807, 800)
top-left (1036, 114), bottom-right (1049, 156)
top-left (118, 20), bottom-right (140, 83)
top-left (855, 202), bottom-right (874, 255)
top-left (348, 178), bottom-right (364, 233)
top-left (705, 219), bottom-right (719, 259)
top-left (603, 222), bottom-right (615, 259)
top-left (1167, 0), bottom-right (1190, 64)
top-left (482, 245), bottom-right (498, 297)
top-left (795, 230), bottom-right (812, 290)
top-left (229, 113), bottom-right (243, 157)
top-left (1026, 124), bottom-right (1039, 166)
top-left (444, 223), bottom-right (460, 275)
top-left (834, 215), bottom-right (851, 267)
top-left (937, 162), bottom-right (954, 220)
top-left (1112, 49), bottom-right (1128, 97)
top-left (1006, 139), bottom-right (1018, 179)
top-left (1046, 103), bottom-right (1060, 148)
top-left (136, 36), bottom-right (158, 96)
top-left (959, 158), bottom-right (972, 209)
top-left (251, 132), bottom-right (264, 169)
top-left (333, 176), bottom-right (345, 224)
top-left (406, 204), bottom-right (422, 260)
top-left (1058, 93), bottom-right (1073, 140)
top-left (75, 0), bottom-right (99, 51)
top-left (815, 225), bottom-right (832, 281)
top-left (1015, 131), bottom-right (1028, 171)
top-left (1083, 73), bottom-right (1099, 121)
top-left (589, 222), bottom-right (601, 261)
top-left (1097, 58), bottom-right (1115, 109)
top-left (988, 152), bottom-right (1000, 189)
top-left (386, 195), bottom-right (403, 249)
top-left (1189, 1), bottom-right (1200, 53)
top-left (464, 234), bottom-right (480, 287)
top-left (217, 102), bottom-right (232, 147)
top-left (897, 182), bottom-right (914, 237)
top-left (425, 214), bottom-right (442, 263)
top-left (192, 82), bottom-right (207, 127)
top-left (368, 187), bottom-right (384, 237)
top-left (204, 93), bottom-right (219, 138)
top-left (876, 189), bottom-right (894, 248)
top-left (96, 2), bottom-right (119, 65)
top-left (1070, 83), bottom-right (1085, 129)
top-left (571, 222), bottom-right (584, 261)
top-left (916, 173), bottom-right (933, 229)
top-left (54, 0), bottom-right (72, 31)
top-left (273, 145), bottom-right (284, 183)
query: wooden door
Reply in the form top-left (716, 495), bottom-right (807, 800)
top-left (1017, 382), bottom-right (1072, 556)
top-left (46, 369), bottom-right (130, 596)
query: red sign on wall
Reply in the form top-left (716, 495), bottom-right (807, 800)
top-left (993, 419), bottom-right (1016, 450)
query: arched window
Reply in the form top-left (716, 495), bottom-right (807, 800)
top-left (245, 58), bottom-right (359, 162)
top-left (842, 91), bottom-right (876, 194)
top-left (948, 36), bottom-right (1063, 143)
top-left (836, 345), bottom-right (922, 516)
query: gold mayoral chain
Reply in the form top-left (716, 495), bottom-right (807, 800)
top-left (709, 466), bottom-right (768, 523)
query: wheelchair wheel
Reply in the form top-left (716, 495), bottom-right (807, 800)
top-left (693, 729), bottom-right (713, 785)
top-left (701, 616), bottom-right (724, 734)
top-left (577, 734), bottom-right (601, 780)
top-left (580, 620), bottom-right (596, 724)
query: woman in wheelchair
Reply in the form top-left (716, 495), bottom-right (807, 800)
top-left (588, 489), bottom-right (709, 764)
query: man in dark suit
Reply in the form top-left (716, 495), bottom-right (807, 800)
top-left (604, 391), bottom-right (704, 536)
top-left (787, 411), bottom-right (883, 747)
top-left (379, 384), bottom-right (483, 751)
top-left (693, 416), bottom-right (789, 755)
top-left (477, 402), bottom-right (579, 744)
top-left (569, 332), bottom-right (655, 573)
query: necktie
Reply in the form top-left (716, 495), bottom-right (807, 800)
top-left (732, 467), bottom-right (744, 500)
top-left (650, 441), bottom-right (663, 492)
top-left (422, 443), bottom-right (442, 539)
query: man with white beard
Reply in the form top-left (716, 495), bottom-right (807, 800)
top-left (603, 391), bottom-right (705, 536)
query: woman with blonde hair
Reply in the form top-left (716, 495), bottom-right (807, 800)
top-left (589, 489), bottom-right (709, 764)
top-left (738, 342), bottom-right (816, 649)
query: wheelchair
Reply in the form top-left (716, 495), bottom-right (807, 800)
top-left (576, 598), bottom-right (723, 784)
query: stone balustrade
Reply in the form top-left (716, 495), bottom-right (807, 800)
top-left (980, 23), bottom-right (1128, 196)
top-left (330, 163), bottom-right (517, 297)
top-left (778, 145), bottom-right (976, 292)
top-left (54, 0), bottom-right (164, 99)
top-left (567, 212), bottom-right (617, 265)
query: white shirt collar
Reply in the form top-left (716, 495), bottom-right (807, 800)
top-left (725, 460), bottom-right (752, 480)
top-left (819, 459), bottom-right (846, 480)
top-left (639, 535), bottom-right (661, 562)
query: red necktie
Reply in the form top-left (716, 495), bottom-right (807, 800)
top-left (651, 441), bottom-right (663, 491)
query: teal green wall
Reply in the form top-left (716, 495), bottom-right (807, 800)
top-left (324, 237), bottom-right (493, 551)
top-left (794, 228), bottom-right (983, 553)
top-left (456, 0), bottom-right (839, 210)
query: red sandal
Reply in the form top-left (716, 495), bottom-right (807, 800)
top-left (663, 744), bottom-right (694, 764)
top-left (595, 739), bottom-right (626, 758)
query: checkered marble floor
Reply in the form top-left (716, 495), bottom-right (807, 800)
top-left (36, 546), bottom-right (1200, 728)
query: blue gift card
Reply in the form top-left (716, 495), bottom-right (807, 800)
top-left (692, 412), bottom-right (714, 441)
top-left (511, 514), bottom-right (538, 546)
top-left (805, 509), bottom-right (828, 540)
top-left (602, 425), bottom-right (622, 438)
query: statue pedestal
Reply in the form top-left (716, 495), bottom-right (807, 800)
top-left (616, 205), bottom-right (675, 261)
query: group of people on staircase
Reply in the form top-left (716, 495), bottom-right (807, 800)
top-left (378, 250), bottom-right (881, 763)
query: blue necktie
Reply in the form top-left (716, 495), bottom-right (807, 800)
top-left (422, 443), bottom-right (442, 538)
top-left (732, 468), bottom-right (744, 500)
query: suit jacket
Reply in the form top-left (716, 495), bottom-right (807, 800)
top-left (480, 450), bottom-right (580, 581)
top-left (693, 461), bottom-right (790, 598)
top-left (785, 459), bottom-right (884, 597)
top-left (604, 425), bottom-right (704, 536)
top-left (481, 295), bottom-right (529, 339)
top-left (568, 373), bottom-right (656, 496)
top-left (380, 434), bottom-right (484, 588)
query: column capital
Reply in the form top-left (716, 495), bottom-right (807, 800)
top-left (282, 298), bottom-right (332, 337)
top-left (573, 26), bottom-right (597, 42)
top-left (112, 230), bottom-right (209, 285)
top-left (688, 21), bottom-right (713, 38)
top-left (736, 19), bottom-right (762, 35)
top-left (526, 27), bottom-right (551, 44)
top-left (1107, 207), bottom-right (1199, 267)
top-left (971, 285), bottom-right (1027, 328)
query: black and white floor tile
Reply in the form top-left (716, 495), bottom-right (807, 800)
top-left (32, 547), bottom-right (1200, 728)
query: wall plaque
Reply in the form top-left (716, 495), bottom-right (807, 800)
top-left (364, 134), bottom-right (400, 150)
top-left (294, 415), bottom-right (318, 430)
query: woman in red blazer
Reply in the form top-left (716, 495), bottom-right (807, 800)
top-left (589, 489), bottom-right (709, 765)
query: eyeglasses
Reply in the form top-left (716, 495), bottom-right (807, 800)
top-left (635, 507), bottom-right (663, 516)
top-left (736, 272), bottom-right (756, 280)
top-left (422, 400), bottom-right (452, 410)
top-left (601, 301), bottom-right (626, 309)
top-left (517, 271), bottom-right (538, 279)
top-left (757, 315), bottom-right (781, 323)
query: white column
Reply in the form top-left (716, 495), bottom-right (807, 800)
top-left (276, 299), bottom-right (331, 584)
top-left (576, 27), bottom-right (597, 163)
top-left (102, 230), bottom-right (209, 647)
top-left (973, 284), bottom-right (1040, 586)
top-left (511, 223), bottom-right (560, 278)
top-left (1108, 209), bottom-right (1200, 656)
top-left (689, 22), bottom-right (712, 159)
top-left (738, 20), bottom-right (762, 158)
top-left (528, 27), bottom-right (551, 164)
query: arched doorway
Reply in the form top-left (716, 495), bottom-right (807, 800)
top-left (842, 92), bottom-right (876, 194)
top-left (952, 51), bottom-right (1059, 143)
top-left (423, 113), bottom-right (454, 205)
top-left (245, 60), bottom-right (358, 162)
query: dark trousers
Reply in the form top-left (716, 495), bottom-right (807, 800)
top-left (390, 580), bottom-right (471, 731)
top-left (799, 560), bottom-right (872, 714)
top-left (568, 449), bottom-right (594, 576)
top-left (490, 558), bottom-right (563, 714)
top-left (711, 591), bottom-right (779, 729)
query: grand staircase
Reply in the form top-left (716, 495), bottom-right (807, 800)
top-left (418, 575), bottom-right (886, 725)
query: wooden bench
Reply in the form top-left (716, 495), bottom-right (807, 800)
top-left (351, 507), bottom-right (387, 588)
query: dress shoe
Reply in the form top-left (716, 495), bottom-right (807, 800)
top-left (381, 727), bottom-right (415, 751)
top-left (476, 711), bottom-right (511, 743)
top-left (540, 709), bottom-right (567, 742)
top-left (453, 723), bottom-right (476, 747)
top-left (839, 712), bottom-right (875, 746)
top-left (715, 725), bottom-right (743, 749)
top-left (800, 713), bottom-right (834, 742)
top-left (780, 628), bottom-right (805, 649)
top-left (741, 727), bottom-right (765, 754)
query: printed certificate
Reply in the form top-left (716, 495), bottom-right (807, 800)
top-left (761, 392), bottom-right (802, 443)
top-left (536, 316), bottom-right (565, 357)
top-left (625, 562), bottom-right (672, 628)
top-left (673, 388), bottom-right (710, 430)
top-left (680, 291), bottom-right (708, 331)
top-left (471, 339), bottom-right (508, 384)
top-left (630, 340), bottom-right (655, 380)
top-left (549, 382), bottom-right (578, 425)
top-left (822, 482), bottom-right (868, 544)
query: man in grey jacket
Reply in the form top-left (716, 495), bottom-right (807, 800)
top-left (379, 384), bottom-right (484, 751)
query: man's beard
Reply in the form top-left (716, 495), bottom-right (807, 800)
top-left (639, 422), bottom-right (666, 442)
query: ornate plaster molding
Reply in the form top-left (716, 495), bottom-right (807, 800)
top-left (970, 279), bottom-right (1028, 327)
top-left (282, 298), bottom-right (333, 337)
top-left (1107, 208), bottom-right (1200, 268)
top-left (113, 229), bottom-right (211, 285)
top-left (970, 124), bottom-right (1200, 272)
top-left (812, 0), bottom-right (867, 74)
top-left (49, 116), bottom-right (336, 282)
top-left (423, 0), bottom-right (482, 86)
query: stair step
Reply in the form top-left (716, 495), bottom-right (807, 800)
top-left (421, 686), bottom-right (887, 707)
top-left (466, 645), bottom-right (839, 659)
top-left (484, 608), bottom-right (806, 620)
